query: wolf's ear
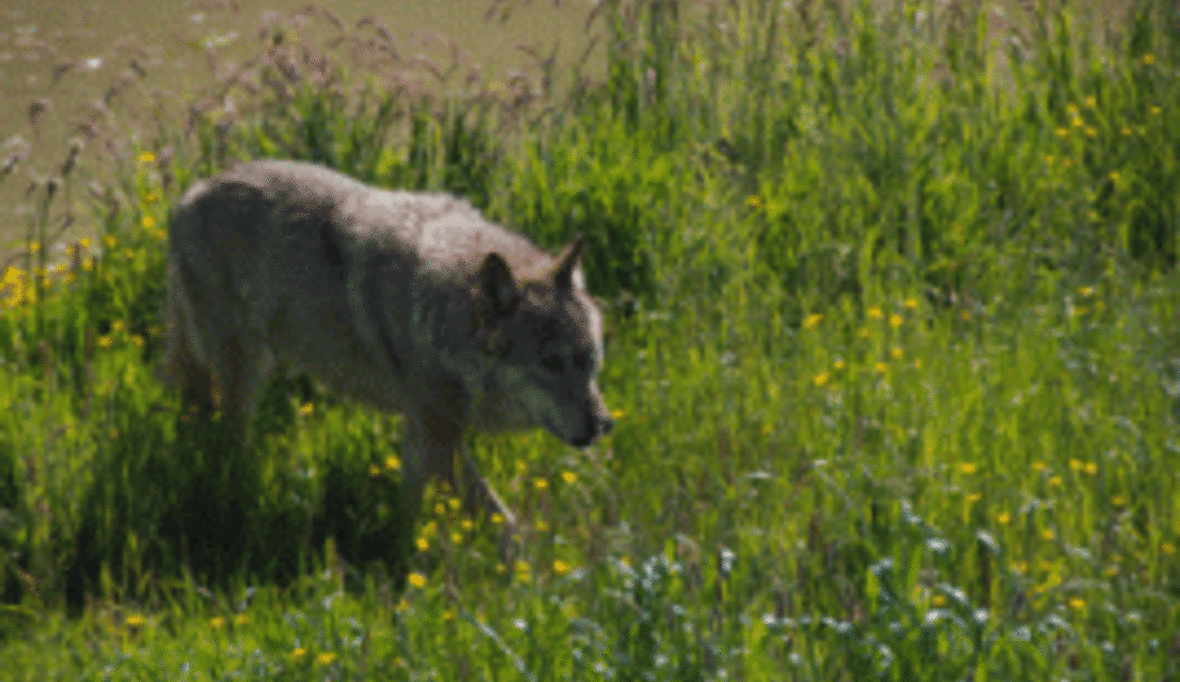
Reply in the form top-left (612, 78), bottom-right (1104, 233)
top-left (478, 252), bottom-right (520, 316)
top-left (553, 234), bottom-right (586, 292)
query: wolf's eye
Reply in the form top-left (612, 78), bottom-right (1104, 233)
top-left (571, 352), bottom-right (591, 372)
top-left (541, 354), bottom-right (564, 374)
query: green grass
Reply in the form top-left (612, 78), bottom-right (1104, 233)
top-left (1, 0), bottom-right (1179, 678)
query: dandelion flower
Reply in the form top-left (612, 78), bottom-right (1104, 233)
top-left (553, 559), bottom-right (571, 576)
top-left (561, 471), bottom-right (577, 484)
top-left (138, 151), bottom-right (155, 164)
top-left (451, 532), bottom-right (463, 544)
top-left (461, 519), bottom-right (474, 531)
top-left (1055, 127), bottom-right (1068, 138)
top-left (415, 537), bottom-right (429, 551)
top-left (958, 463), bottom-right (977, 475)
top-left (126, 614), bottom-right (145, 627)
top-left (1084, 95), bottom-right (1096, 108)
top-left (491, 512), bottom-right (504, 525)
top-left (610, 408), bottom-right (626, 420)
top-left (1108, 171), bottom-right (1120, 184)
top-left (890, 347), bottom-right (903, 360)
top-left (534, 477), bottom-right (549, 490)
top-left (103, 235), bottom-right (118, 249)
top-left (535, 520), bottom-right (550, 532)
top-left (1163, 543), bottom-right (1176, 556)
top-left (1033, 461), bottom-right (1047, 473)
top-left (408, 572), bottom-right (427, 588)
top-left (316, 652), bottom-right (337, 666)
top-left (1111, 495), bottom-right (1126, 507)
top-left (867, 307), bottom-right (883, 320)
top-left (209, 616), bottom-right (226, 629)
top-left (812, 372), bottom-right (829, 387)
top-left (1048, 476), bottom-right (1063, 487)
top-left (1069, 597), bottom-right (1085, 610)
top-left (234, 614), bottom-right (249, 625)
top-left (833, 359), bottom-right (846, 370)
top-left (1084, 462), bottom-right (1097, 475)
top-left (802, 313), bottom-right (823, 330)
top-left (904, 297), bottom-right (918, 310)
top-left (1150, 106), bottom-right (1162, 116)
top-left (931, 595), bottom-right (946, 607)
top-left (293, 647), bottom-right (307, 659)
top-left (997, 512), bottom-right (1011, 525)
top-left (889, 314), bottom-right (902, 328)
top-left (299, 402), bottom-right (313, 416)
top-left (142, 215), bottom-right (156, 229)
top-left (1041, 529), bottom-right (1055, 541)
top-left (1142, 54), bottom-right (1155, 66)
top-left (385, 455), bottom-right (401, 471)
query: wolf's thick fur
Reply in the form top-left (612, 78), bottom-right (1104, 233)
top-left (160, 159), bottom-right (613, 530)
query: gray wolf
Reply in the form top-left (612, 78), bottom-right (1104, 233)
top-left (159, 159), bottom-right (613, 533)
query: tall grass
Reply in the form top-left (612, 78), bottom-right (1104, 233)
top-left (1, 0), bottom-right (1178, 679)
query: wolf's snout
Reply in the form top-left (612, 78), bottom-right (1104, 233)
top-left (568, 412), bottom-right (613, 448)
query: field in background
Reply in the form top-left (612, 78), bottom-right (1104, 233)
top-left (1, 0), bottom-right (1179, 679)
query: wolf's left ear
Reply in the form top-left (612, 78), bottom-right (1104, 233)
top-left (478, 252), bottom-right (521, 316)
top-left (553, 234), bottom-right (586, 292)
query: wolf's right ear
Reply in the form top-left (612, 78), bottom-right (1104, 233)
top-left (478, 252), bottom-right (520, 316)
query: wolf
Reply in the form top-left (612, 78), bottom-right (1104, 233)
top-left (159, 159), bottom-right (613, 534)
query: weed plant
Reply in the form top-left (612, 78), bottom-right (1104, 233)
top-left (1, 0), bottom-right (1178, 679)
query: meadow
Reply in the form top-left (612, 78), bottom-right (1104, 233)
top-left (1, 0), bottom-right (1178, 679)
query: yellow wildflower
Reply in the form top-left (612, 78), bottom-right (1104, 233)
top-left (209, 616), bottom-right (225, 629)
top-left (407, 572), bottom-right (427, 588)
top-left (293, 647), bottom-right (307, 659)
top-left (997, 512), bottom-right (1010, 525)
top-left (958, 463), bottom-right (977, 475)
top-left (889, 313), bottom-right (902, 328)
top-left (126, 614), bottom-right (145, 627)
top-left (316, 652), bottom-right (337, 666)
top-left (867, 307), bottom-right (883, 320)
top-left (812, 372), bottom-right (830, 387)
top-left (1069, 598), bottom-right (1085, 610)
top-left (234, 614), bottom-right (249, 625)
top-left (142, 215), bottom-right (156, 229)
top-left (1142, 54), bottom-right (1155, 66)
top-left (561, 471), bottom-right (577, 484)
top-left (385, 455), bottom-right (401, 471)
top-left (534, 477), bottom-right (549, 490)
top-left (138, 151), bottom-right (155, 164)
top-left (802, 313), bottom-right (823, 330)
top-left (553, 559), bottom-right (571, 576)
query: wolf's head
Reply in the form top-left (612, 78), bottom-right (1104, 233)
top-left (473, 235), bottom-right (614, 447)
